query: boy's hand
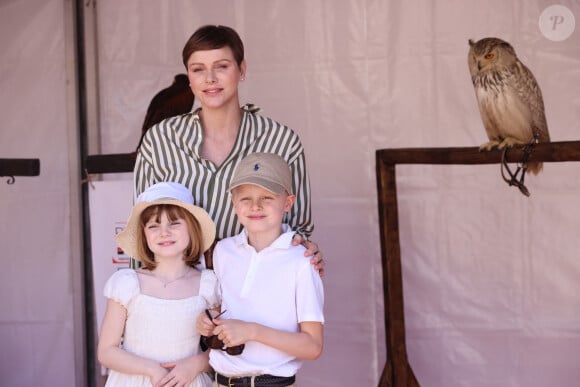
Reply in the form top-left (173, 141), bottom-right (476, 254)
top-left (213, 319), bottom-right (250, 347)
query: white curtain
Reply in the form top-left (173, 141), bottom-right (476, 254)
top-left (0, 0), bottom-right (80, 386)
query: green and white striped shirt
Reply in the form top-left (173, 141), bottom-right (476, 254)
top-left (134, 105), bottom-right (313, 240)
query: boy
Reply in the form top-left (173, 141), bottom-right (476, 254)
top-left (198, 152), bottom-right (324, 387)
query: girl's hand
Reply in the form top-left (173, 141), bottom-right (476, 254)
top-left (292, 235), bottom-right (324, 277)
top-left (149, 364), bottom-right (170, 386)
top-left (157, 354), bottom-right (208, 387)
top-left (196, 310), bottom-right (217, 337)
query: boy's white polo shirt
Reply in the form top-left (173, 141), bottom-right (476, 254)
top-left (210, 226), bottom-right (324, 377)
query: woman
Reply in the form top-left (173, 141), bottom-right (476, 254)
top-left (134, 25), bottom-right (323, 270)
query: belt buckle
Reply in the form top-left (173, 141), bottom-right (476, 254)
top-left (227, 376), bottom-right (235, 387)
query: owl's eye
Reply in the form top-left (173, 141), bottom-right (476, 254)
top-left (484, 53), bottom-right (495, 60)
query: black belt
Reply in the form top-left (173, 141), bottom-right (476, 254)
top-left (216, 372), bottom-right (295, 387)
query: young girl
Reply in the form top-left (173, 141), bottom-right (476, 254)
top-left (98, 182), bottom-right (219, 387)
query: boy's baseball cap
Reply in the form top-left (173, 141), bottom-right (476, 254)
top-left (229, 152), bottom-right (293, 195)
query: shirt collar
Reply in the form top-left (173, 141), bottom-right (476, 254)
top-left (191, 104), bottom-right (260, 122)
top-left (234, 223), bottom-right (294, 249)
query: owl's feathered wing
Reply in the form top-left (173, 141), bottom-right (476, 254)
top-left (493, 61), bottom-right (548, 175)
top-left (510, 61), bottom-right (550, 143)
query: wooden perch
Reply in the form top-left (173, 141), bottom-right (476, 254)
top-left (377, 140), bottom-right (580, 165)
top-left (0, 158), bottom-right (40, 177)
top-left (375, 140), bottom-right (580, 387)
top-left (85, 152), bottom-right (136, 174)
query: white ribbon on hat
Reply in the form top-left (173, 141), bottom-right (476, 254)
top-left (137, 182), bottom-right (194, 204)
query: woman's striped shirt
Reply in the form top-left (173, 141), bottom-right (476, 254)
top-left (134, 105), bottom-right (313, 240)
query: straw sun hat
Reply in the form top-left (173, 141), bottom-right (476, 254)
top-left (116, 182), bottom-right (216, 260)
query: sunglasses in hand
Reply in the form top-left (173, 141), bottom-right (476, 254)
top-left (201, 309), bottom-right (245, 356)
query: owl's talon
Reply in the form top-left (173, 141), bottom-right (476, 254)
top-left (498, 137), bottom-right (523, 150)
top-left (479, 141), bottom-right (500, 151)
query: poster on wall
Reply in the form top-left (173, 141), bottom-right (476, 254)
top-left (88, 179), bottom-right (134, 374)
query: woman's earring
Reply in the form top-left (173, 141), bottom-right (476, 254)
top-left (240, 75), bottom-right (245, 81)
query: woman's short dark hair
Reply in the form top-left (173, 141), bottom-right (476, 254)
top-left (182, 25), bottom-right (245, 68)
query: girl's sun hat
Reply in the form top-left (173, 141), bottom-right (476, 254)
top-left (116, 182), bottom-right (216, 260)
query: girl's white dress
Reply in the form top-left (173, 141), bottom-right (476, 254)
top-left (103, 268), bottom-right (219, 387)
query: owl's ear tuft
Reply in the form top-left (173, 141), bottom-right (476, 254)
top-left (500, 41), bottom-right (513, 50)
top-left (468, 39), bottom-right (475, 46)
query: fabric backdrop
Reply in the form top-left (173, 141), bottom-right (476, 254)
top-left (0, 1), bottom-right (81, 386)
top-left (1, 0), bottom-right (579, 386)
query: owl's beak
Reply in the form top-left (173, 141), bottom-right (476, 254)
top-left (477, 60), bottom-right (482, 71)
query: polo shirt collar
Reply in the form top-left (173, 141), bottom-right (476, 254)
top-left (234, 224), bottom-right (294, 249)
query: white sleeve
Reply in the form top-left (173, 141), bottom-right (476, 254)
top-left (103, 269), bottom-right (139, 307)
top-left (199, 269), bottom-right (221, 309)
top-left (296, 262), bottom-right (325, 324)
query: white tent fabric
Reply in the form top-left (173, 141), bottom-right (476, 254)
top-left (0, 1), bottom-right (81, 387)
top-left (1, 0), bottom-right (579, 386)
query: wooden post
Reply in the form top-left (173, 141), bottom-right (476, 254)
top-left (375, 140), bottom-right (580, 386)
top-left (376, 162), bottom-right (420, 387)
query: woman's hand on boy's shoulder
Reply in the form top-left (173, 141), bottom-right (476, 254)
top-left (292, 235), bottom-right (325, 277)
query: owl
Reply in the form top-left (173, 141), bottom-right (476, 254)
top-left (468, 37), bottom-right (550, 175)
top-left (136, 74), bottom-right (194, 151)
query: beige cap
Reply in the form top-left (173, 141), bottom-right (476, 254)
top-left (116, 182), bottom-right (216, 260)
top-left (229, 153), bottom-right (292, 194)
